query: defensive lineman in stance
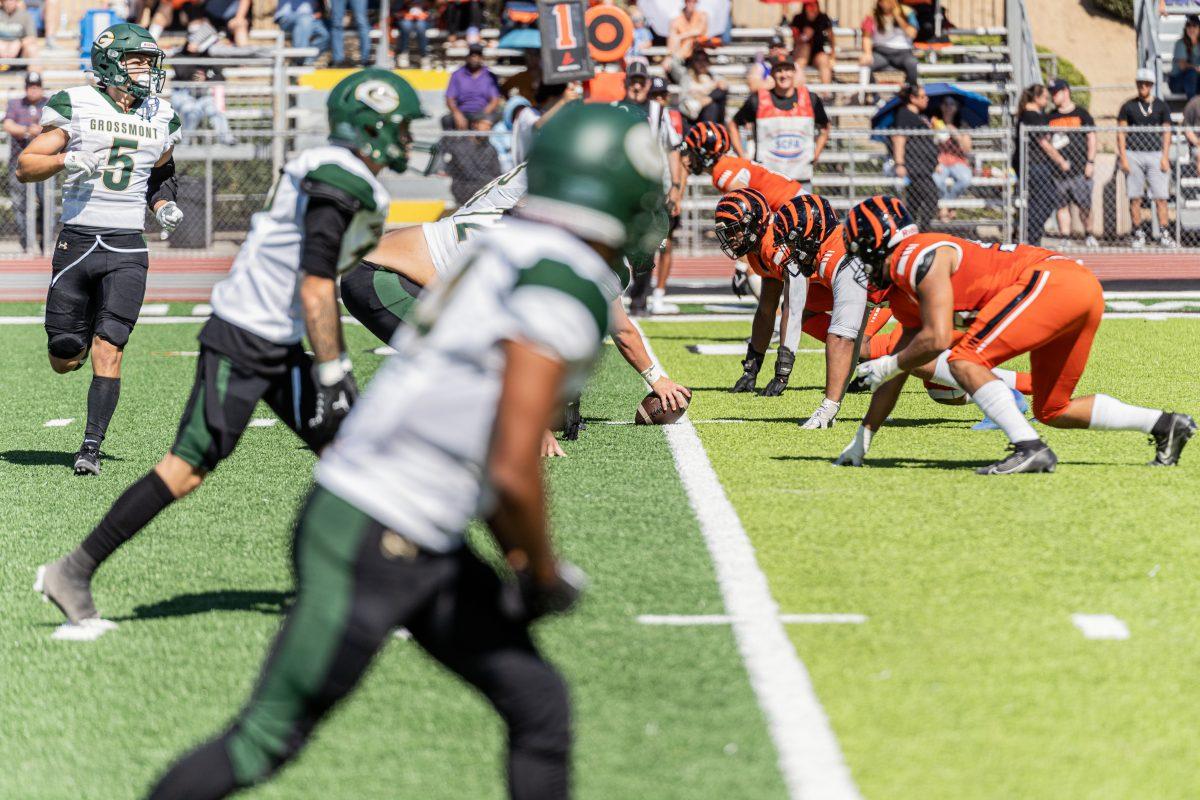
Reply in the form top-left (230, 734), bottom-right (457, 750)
top-left (146, 103), bottom-right (665, 800)
top-left (17, 23), bottom-right (184, 474)
top-left (34, 70), bottom-right (420, 631)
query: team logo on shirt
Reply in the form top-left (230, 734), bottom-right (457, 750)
top-left (354, 80), bottom-right (401, 114)
top-left (769, 133), bottom-right (808, 159)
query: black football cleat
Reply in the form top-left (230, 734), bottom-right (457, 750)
top-left (846, 374), bottom-right (871, 394)
top-left (1149, 413), bottom-right (1197, 466)
top-left (976, 440), bottom-right (1058, 475)
top-left (73, 443), bottom-right (101, 476)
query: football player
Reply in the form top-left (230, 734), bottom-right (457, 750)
top-left (146, 103), bottom-right (664, 800)
top-left (17, 23), bottom-right (183, 475)
top-left (834, 196), bottom-right (1196, 473)
top-left (34, 70), bottom-right (422, 631)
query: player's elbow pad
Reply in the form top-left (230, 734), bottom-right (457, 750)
top-left (147, 158), bottom-right (178, 206)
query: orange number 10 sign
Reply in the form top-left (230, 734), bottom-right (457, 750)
top-left (537, 0), bottom-right (594, 84)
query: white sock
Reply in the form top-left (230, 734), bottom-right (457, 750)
top-left (1088, 393), bottom-right (1162, 433)
top-left (933, 350), bottom-right (1020, 391)
top-left (652, 287), bottom-right (665, 299)
top-left (972, 380), bottom-right (1039, 444)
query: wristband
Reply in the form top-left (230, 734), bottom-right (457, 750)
top-left (317, 354), bottom-right (350, 386)
top-left (640, 363), bottom-right (665, 388)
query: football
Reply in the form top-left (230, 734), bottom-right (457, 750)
top-left (635, 392), bottom-right (689, 425)
top-left (923, 379), bottom-right (969, 406)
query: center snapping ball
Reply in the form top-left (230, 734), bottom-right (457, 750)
top-left (923, 379), bottom-right (969, 406)
top-left (635, 392), bottom-right (689, 425)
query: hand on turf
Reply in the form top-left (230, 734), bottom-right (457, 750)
top-left (800, 397), bottom-right (840, 429)
top-left (731, 369), bottom-right (758, 393)
top-left (63, 151), bottom-right (99, 181)
top-left (760, 346), bottom-right (794, 397)
top-left (542, 429), bottom-right (566, 458)
top-left (503, 560), bottom-right (588, 622)
top-left (854, 354), bottom-right (902, 392)
top-left (155, 201), bottom-right (184, 233)
top-left (731, 266), bottom-right (751, 298)
top-left (308, 371), bottom-right (358, 435)
top-left (652, 376), bottom-right (691, 412)
top-left (832, 425), bottom-right (873, 466)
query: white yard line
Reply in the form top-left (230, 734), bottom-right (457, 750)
top-left (247, 418), bottom-right (277, 428)
top-left (634, 321), bottom-right (861, 800)
top-left (638, 614), bottom-right (867, 626)
top-left (140, 303), bottom-right (170, 316)
top-left (1071, 614), bottom-right (1130, 640)
top-left (43, 418), bottom-right (74, 427)
top-left (191, 303), bottom-right (212, 316)
top-left (688, 344), bottom-right (824, 356)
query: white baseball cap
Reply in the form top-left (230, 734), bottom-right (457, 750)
top-left (1136, 67), bottom-right (1156, 84)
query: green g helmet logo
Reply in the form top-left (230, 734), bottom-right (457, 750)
top-left (354, 80), bottom-right (401, 115)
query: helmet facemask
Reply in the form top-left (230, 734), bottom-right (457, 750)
top-left (115, 50), bottom-right (166, 99)
top-left (715, 216), bottom-right (758, 259)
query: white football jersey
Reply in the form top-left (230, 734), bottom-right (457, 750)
top-left (317, 218), bottom-right (620, 552)
top-left (211, 145), bottom-right (389, 345)
top-left (41, 86), bottom-right (181, 231)
top-left (422, 162), bottom-right (526, 277)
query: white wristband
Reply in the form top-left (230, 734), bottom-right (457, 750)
top-left (317, 355), bottom-right (350, 386)
top-left (639, 363), bottom-right (665, 388)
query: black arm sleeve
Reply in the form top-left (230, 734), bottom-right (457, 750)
top-left (812, 93), bottom-right (830, 128)
top-left (300, 196), bottom-right (355, 280)
top-left (146, 157), bottom-right (178, 206)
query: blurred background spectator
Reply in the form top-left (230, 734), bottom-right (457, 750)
top-left (441, 118), bottom-right (500, 205)
top-left (1117, 70), bottom-right (1173, 248)
top-left (790, 1), bottom-right (834, 86)
top-left (329, 0), bottom-right (370, 67)
top-left (393, 0), bottom-right (429, 68)
top-left (730, 57), bottom-right (828, 190)
top-left (1047, 78), bottom-right (1098, 247)
top-left (745, 34), bottom-right (788, 92)
top-left (1168, 14), bottom-right (1200, 100)
top-left (859, 0), bottom-right (919, 87)
top-left (500, 50), bottom-right (540, 102)
top-left (508, 94), bottom-right (537, 165)
top-left (629, 8), bottom-right (653, 60)
top-left (889, 83), bottom-right (937, 228)
top-left (668, 0), bottom-right (710, 63)
top-left (445, 0), bottom-right (483, 46)
top-left (443, 42), bottom-right (500, 130)
top-left (1014, 82), bottom-right (1059, 246)
top-left (170, 21), bottom-right (236, 145)
top-left (674, 49), bottom-right (727, 125)
top-left (932, 96), bottom-right (972, 221)
top-left (151, 0), bottom-right (249, 47)
top-left (274, 0), bottom-right (329, 63)
top-left (0, 0), bottom-right (38, 62)
top-left (4, 71), bottom-right (44, 249)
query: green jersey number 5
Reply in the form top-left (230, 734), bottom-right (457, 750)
top-left (102, 137), bottom-right (138, 191)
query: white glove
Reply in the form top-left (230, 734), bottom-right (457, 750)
top-left (799, 398), bottom-right (840, 429)
top-left (832, 425), bottom-right (873, 467)
top-left (156, 201), bottom-right (184, 232)
top-left (63, 151), bottom-right (99, 181)
top-left (854, 354), bottom-right (902, 392)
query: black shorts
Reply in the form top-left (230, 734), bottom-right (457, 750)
top-left (171, 317), bottom-right (329, 471)
top-left (45, 227), bottom-right (149, 354)
top-left (340, 260), bottom-right (423, 346)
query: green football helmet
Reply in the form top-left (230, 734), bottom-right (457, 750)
top-left (524, 102), bottom-right (666, 260)
top-left (91, 23), bottom-right (166, 100)
top-left (327, 69), bottom-right (426, 173)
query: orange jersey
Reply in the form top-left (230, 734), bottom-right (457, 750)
top-left (812, 225), bottom-right (851, 290)
top-left (747, 224), bottom-right (786, 280)
top-left (886, 234), bottom-right (1063, 328)
top-left (711, 155), bottom-right (803, 211)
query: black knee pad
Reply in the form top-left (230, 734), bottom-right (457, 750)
top-left (48, 333), bottom-right (87, 359)
top-left (499, 657), bottom-right (572, 756)
top-left (94, 317), bottom-right (133, 349)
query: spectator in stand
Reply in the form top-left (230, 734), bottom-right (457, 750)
top-left (1047, 78), bottom-right (1098, 247)
top-left (1182, 91), bottom-right (1200, 173)
top-left (746, 34), bottom-right (789, 92)
top-left (1014, 82), bottom-right (1059, 246)
top-left (889, 83), bottom-right (938, 228)
top-left (629, 9), bottom-right (653, 61)
top-left (199, 0), bottom-right (250, 47)
top-left (931, 96), bottom-right (972, 221)
top-left (394, 0), bottom-right (430, 68)
top-left (4, 71), bottom-right (45, 249)
top-left (445, 0), bottom-right (483, 46)
top-left (650, 76), bottom-right (683, 138)
top-left (443, 42), bottom-right (501, 130)
top-left (675, 49), bottom-right (727, 125)
top-left (859, 0), bottom-right (919, 87)
top-left (0, 0), bottom-right (39, 62)
top-left (274, 0), bottom-right (330, 64)
top-left (667, 0), bottom-right (709, 63)
top-left (500, 50), bottom-right (541, 103)
top-left (509, 94), bottom-right (538, 165)
top-left (906, 0), bottom-right (952, 43)
top-left (729, 57), bottom-right (829, 191)
top-left (170, 20), bottom-right (237, 146)
top-left (790, 0), bottom-right (835, 87)
top-left (23, 0), bottom-right (59, 45)
top-left (1168, 14), bottom-right (1200, 100)
top-left (442, 118), bottom-right (501, 205)
top-left (329, 0), bottom-right (371, 67)
top-left (1118, 69), bottom-right (1174, 248)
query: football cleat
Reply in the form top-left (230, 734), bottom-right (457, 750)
top-left (976, 440), bottom-right (1058, 475)
top-left (845, 374), bottom-right (872, 394)
top-left (1149, 412), bottom-right (1196, 466)
top-left (73, 443), bottom-right (101, 476)
top-left (34, 558), bottom-right (103, 625)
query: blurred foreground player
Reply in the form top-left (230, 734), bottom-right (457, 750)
top-left (146, 103), bottom-right (666, 800)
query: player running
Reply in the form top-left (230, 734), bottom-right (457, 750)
top-left (17, 23), bottom-right (183, 475)
top-left (34, 70), bottom-right (421, 633)
top-left (145, 102), bottom-right (665, 800)
top-left (833, 196), bottom-right (1196, 473)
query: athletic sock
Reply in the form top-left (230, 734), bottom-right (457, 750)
top-left (932, 351), bottom-right (1025, 394)
top-left (1088, 393), bottom-right (1163, 433)
top-left (75, 470), bottom-right (177, 575)
top-left (83, 376), bottom-right (121, 447)
top-left (971, 380), bottom-right (1039, 444)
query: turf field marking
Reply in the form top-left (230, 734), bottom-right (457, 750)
top-left (1071, 614), bottom-right (1130, 640)
top-left (687, 344), bottom-right (824, 356)
top-left (635, 321), bottom-right (862, 800)
top-left (372, 345), bottom-right (398, 356)
top-left (597, 419), bottom-right (746, 426)
top-left (49, 619), bottom-right (118, 641)
top-left (248, 418), bottom-right (277, 428)
top-left (152, 351), bottom-right (201, 357)
top-left (43, 418), bottom-right (74, 427)
top-left (638, 614), bottom-right (866, 626)
top-left (191, 304), bottom-right (212, 316)
top-left (140, 303), bottom-right (170, 316)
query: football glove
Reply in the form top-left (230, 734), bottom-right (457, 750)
top-left (854, 354), bottom-right (903, 392)
top-left (731, 345), bottom-right (764, 393)
top-left (308, 359), bottom-right (358, 436)
top-left (832, 425), bottom-right (873, 467)
top-left (502, 561), bottom-right (588, 622)
top-left (760, 346), bottom-right (794, 397)
top-left (63, 151), bottom-right (99, 181)
top-left (155, 201), bottom-right (184, 233)
top-left (800, 397), bottom-right (840, 429)
top-left (562, 397), bottom-right (584, 440)
top-left (731, 265), bottom-right (751, 298)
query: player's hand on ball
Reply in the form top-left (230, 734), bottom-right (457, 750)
top-left (832, 425), bottom-right (873, 466)
top-left (800, 398), bottom-right (840, 429)
top-left (308, 361), bottom-right (358, 435)
top-left (652, 377), bottom-right (691, 412)
top-left (855, 354), bottom-right (902, 392)
top-left (156, 201), bottom-right (184, 233)
top-left (63, 151), bottom-right (99, 180)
